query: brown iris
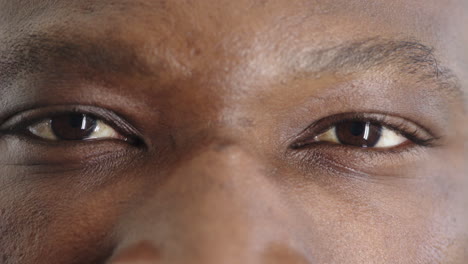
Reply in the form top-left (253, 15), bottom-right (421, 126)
top-left (335, 121), bottom-right (382, 147)
top-left (50, 114), bottom-right (97, 140)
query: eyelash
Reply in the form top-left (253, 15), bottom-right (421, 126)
top-left (291, 112), bottom-right (438, 150)
top-left (1, 107), bottom-right (439, 156)
top-left (0, 106), bottom-right (143, 145)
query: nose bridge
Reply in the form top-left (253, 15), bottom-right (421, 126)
top-left (169, 141), bottom-right (267, 205)
top-left (109, 143), bottom-right (302, 263)
top-left (165, 142), bottom-right (270, 247)
top-left (169, 143), bottom-right (267, 261)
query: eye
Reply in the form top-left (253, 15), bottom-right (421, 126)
top-left (28, 113), bottom-right (124, 141)
top-left (291, 113), bottom-right (437, 151)
top-left (315, 121), bottom-right (407, 148)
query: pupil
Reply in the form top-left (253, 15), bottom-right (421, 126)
top-left (349, 122), bottom-right (366, 137)
top-left (69, 114), bottom-right (86, 129)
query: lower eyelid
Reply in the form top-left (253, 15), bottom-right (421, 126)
top-left (289, 142), bottom-right (430, 178)
top-left (1, 138), bottom-right (144, 177)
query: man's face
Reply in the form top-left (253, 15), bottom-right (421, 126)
top-left (0, 0), bottom-right (467, 263)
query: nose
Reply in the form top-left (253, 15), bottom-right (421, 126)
top-left (106, 143), bottom-right (312, 264)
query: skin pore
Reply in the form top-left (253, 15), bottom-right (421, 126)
top-left (0, 0), bottom-right (467, 263)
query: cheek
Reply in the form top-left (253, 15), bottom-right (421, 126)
top-left (0, 188), bottom-right (48, 263)
top-left (39, 201), bottom-right (115, 264)
top-left (0, 172), bottom-right (132, 264)
top-left (278, 161), bottom-right (463, 263)
top-left (0, 138), bottom-right (145, 262)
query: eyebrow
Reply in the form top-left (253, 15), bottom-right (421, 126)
top-left (0, 33), bottom-right (154, 81)
top-left (290, 38), bottom-right (462, 97)
top-left (0, 33), bottom-right (462, 98)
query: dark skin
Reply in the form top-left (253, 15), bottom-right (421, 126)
top-left (0, 0), bottom-right (467, 263)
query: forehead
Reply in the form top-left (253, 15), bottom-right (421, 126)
top-left (0, 0), bottom-right (463, 44)
top-left (0, 0), bottom-right (467, 91)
